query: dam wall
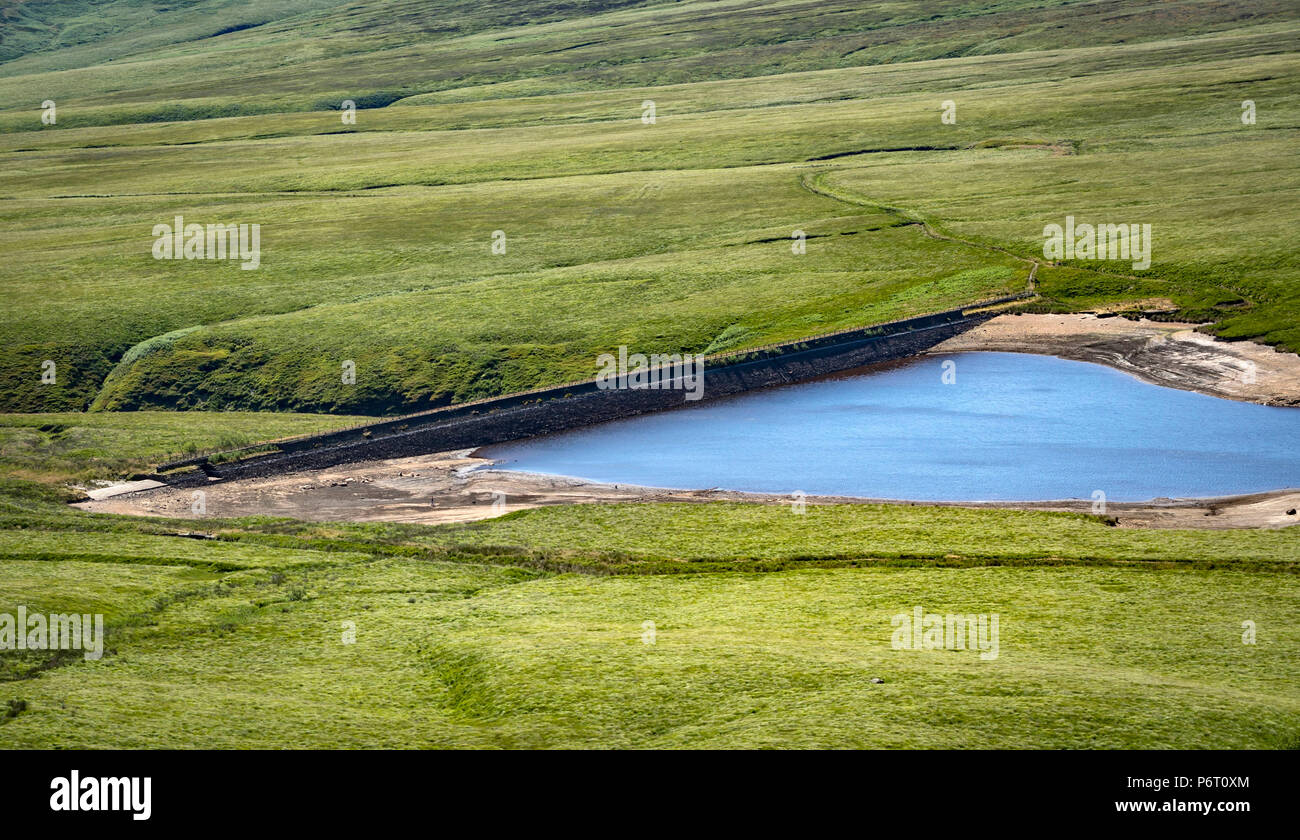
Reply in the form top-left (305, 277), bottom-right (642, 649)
top-left (160, 298), bottom-right (1025, 485)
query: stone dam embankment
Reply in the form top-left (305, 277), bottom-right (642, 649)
top-left (156, 297), bottom-right (1028, 487)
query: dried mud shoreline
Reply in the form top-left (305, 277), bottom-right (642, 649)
top-left (78, 448), bottom-right (1300, 531)
top-left (78, 313), bottom-right (1300, 531)
top-left (929, 312), bottom-right (1300, 406)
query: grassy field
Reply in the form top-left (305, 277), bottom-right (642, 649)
top-left (0, 475), bottom-right (1296, 748)
top-left (2, 0), bottom-right (1298, 749)
top-left (7, 0), bottom-right (1292, 125)
top-left (2, 6), bottom-right (1298, 413)
top-left (0, 410), bottom-right (373, 482)
top-left (4, 557), bottom-right (1296, 749)
top-left (417, 503), bottom-right (1300, 571)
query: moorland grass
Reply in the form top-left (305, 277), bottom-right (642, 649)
top-left (2, 548), bottom-right (1295, 748)
top-left (2, 0), bottom-right (1298, 750)
top-left (0, 411), bottom-right (372, 482)
top-left (8, 0), bottom-right (1292, 127)
top-left (2, 21), bottom-right (1298, 412)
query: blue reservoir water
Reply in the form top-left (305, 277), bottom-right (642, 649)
top-left (479, 352), bottom-right (1300, 501)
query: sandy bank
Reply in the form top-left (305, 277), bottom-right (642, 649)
top-left (76, 312), bottom-right (1299, 532)
top-left (77, 449), bottom-right (1299, 531)
top-left (929, 313), bottom-right (1300, 406)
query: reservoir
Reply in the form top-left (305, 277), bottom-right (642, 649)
top-left (480, 352), bottom-right (1300, 501)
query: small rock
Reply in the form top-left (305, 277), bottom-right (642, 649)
top-left (1287, 509), bottom-right (1296, 516)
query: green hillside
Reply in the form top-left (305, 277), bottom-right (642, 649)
top-left (2, 0), bottom-right (1298, 750)
top-left (0, 476), bottom-right (1296, 749)
top-left (2, 2), bottom-right (1297, 413)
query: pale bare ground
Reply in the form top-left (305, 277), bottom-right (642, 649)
top-left (78, 449), bottom-right (1300, 531)
top-left (930, 312), bottom-right (1300, 406)
top-left (78, 312), bottom-right (1300, 532)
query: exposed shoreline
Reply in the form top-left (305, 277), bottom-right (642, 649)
top-left (927, 312), bottom-right (1300, 406)
top-left (78, 448), bottom-right (1300, 531)
top-left (77, 313), bottom-right (1300, 531)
